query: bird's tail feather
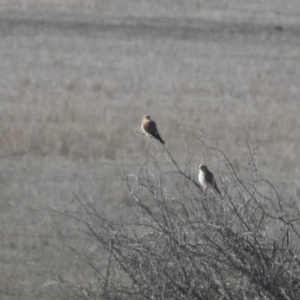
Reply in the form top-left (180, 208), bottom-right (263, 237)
top-left (214, 185), bottom-right (222, 196)
top-left (155, 133), bottom-right (165, 144)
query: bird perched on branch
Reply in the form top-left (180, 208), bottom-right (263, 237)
top-left (141, 115), bottom-right (165, 144)
top-left (198, 164), bottom-right (221, 196)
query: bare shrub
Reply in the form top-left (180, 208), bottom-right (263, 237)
top-left (48, 139), bottom-right (300, 299)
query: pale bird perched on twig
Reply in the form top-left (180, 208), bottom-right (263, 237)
top-left (141, 115), bottom-right (165, 144)
top-left (198, 164), bottom-right (222, 196)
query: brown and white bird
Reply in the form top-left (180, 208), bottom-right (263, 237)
top-left (141, 115), bottom-right (165, 144)
top-left (198, 164), bottom-right (221, 196)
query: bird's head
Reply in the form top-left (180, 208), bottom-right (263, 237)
top-left (199, 164), bottom-right (208, 172)
top-left (143, 115), bottom-right (150, 120)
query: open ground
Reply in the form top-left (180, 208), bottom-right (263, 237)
top-left (0, 1), bottom-right (300, 299)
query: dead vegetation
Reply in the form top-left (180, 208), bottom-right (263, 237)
top-left (48, 141), bottom-right (300, 299)
top-left (0, 2), bottom-right (300, 299)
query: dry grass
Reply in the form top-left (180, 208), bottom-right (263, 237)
top-left (0, 2), bottom-right (300, 299)
top-left (1, 65), bottom-right (299, 184)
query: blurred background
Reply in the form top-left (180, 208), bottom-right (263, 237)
top-left (0, 1), bottom-right (300, 299)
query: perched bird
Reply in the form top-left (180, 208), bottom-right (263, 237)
top-left (141, 115), bottom-right (165, 144)
top-left (198, 164), bottom-right (221, 196)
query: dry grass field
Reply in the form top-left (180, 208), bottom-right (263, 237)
top-left (0, 1), bottom-right (300, 299)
